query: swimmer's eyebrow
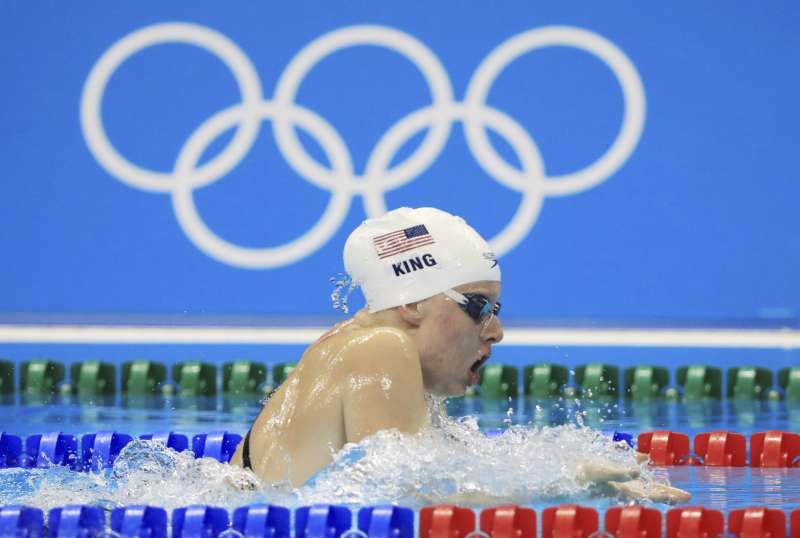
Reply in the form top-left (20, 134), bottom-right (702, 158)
top-left (458, 287), bottom-right (499, 302)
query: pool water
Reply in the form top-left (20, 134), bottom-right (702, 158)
top-left (6, 395), bottom-right (800, 442)
top-left (3, 396), bottom-right (800, 516)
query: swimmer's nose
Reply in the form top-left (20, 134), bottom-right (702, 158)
top-left (483, 315), bottom-right (504, 344)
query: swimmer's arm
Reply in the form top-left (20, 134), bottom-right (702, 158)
top-left (575, 458), bottom-right (691, 504)
top-left (341, 328), bottom-right (429, 443)
top-left (608, 480), bottom-right (691, 503)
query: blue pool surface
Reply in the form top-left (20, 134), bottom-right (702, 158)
top-left (5, 396), bottom-right (800, 438)
top-left (4, 397), bottom-right (800, 513)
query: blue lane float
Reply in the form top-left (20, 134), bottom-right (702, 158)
top-left (0, 429), bottom-right (638, 475)
top-left (358, 506), bottom-right (414, 538)
top-left (0, 433), bottom-right (22, 468)
top-left (25, 432), bottom-right (79, 469)
top-left (81, 431), bottom-right (133, 472)
top-left (191, 432), bottom-right (241, 463)
top-left (613, 431), bottom-right (635, 448)
top-left (232, 504), bottom-right (291, 538)
top-left (0, 505), bottom-right (44, 538)
top-left (110, 505), bottom-right (168, 538)
top-left (295, 505), bottom-right (352, 538)
top-left (141, 432), bottom-right (189, 452)
top-left (48, 505), bottom-right (105, 538)
top-left (172, 506), bottom-right (229, 538)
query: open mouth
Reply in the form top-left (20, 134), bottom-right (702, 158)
top-left (470, 354), bottom-right (490, 373)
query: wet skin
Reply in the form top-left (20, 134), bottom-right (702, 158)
top-left (230, 280), bottom-right (691, 502)
top-left (229, 281), bottom-right (503, 487)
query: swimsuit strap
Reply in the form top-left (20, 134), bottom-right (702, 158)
top-left (242, 429), bottom-right (253, 470)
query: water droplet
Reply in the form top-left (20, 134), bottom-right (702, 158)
top-left (329, 273), bottom-right (356, 314)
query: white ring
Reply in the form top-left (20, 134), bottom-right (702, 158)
top-left (82, 23), bottom-right (646, 269)
top-left (362, 103), bottom-right (546, 257)
top-left (80, 22), bottom-right (263, 192)
top-left (465, 25), bottom-right (646, 197)
top-left (274, 25), bottom-right (455, 192)
top-left (172, 102), bottom-right (353, 268)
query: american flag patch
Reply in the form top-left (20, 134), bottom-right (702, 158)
top-left (373, 224), bottom-right (435, 259)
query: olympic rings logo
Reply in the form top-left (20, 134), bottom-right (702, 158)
top-left (80, 23), bottom-right (645, 269)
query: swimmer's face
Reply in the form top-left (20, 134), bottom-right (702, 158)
top-left (414, 281), bottom-right (503, 396)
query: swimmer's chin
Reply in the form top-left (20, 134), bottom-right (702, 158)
top-left (422, 375), bottom-right (476, 398)
top-left (426, 383), bottom-right (470, 398)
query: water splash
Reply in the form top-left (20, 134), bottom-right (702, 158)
top-left (0, 403), bottom-right (665, 513)
top-left (0, 440), bottom-right (278, 514)
top-left (296, 397), bottom-right (653, 507)
top-left (330, 273), bottom-right (357, 314)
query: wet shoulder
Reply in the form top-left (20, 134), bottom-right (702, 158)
top-left (313, 326), bottom-right (419, 371)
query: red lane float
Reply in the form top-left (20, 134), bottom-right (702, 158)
top-left (541, 505), bottom-right (599, 538)
top-left (791, 510), bottom-right (800, 538)
top-left (419, 505), bottom-right (475, 538)
top-left (637, 429), bottom-right (800, 467)
top-left (638, 431), bottom-right (692, 465)
top-left (666, 507), bottom-right (725, 538)
top-left (729, 507), bottom-right (786, 538)
top-left (694, 432), bottom-right (747, 467)
top-left (480, 506), bottom-right (537, 538)
top-left (750, 431), bottom-right (800, 468)
top-left (605, 506), bottom-right (662, 538)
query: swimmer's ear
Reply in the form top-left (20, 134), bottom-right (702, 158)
top-left (397, 302), bottom-right (424, 327)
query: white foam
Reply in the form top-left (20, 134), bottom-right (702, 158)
top-left (295, 398), bottom-right (654, 507)
top-left (0, 399), bottom-right (667, 512)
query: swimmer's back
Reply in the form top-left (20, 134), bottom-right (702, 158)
top-left (230, 323), bottom-right (428, 486)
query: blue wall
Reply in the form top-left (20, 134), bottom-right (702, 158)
top-left (1, 2), bottom-right (798, 324)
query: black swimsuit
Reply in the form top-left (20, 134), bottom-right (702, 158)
top-left (242, 429), bottom-right (253, 470)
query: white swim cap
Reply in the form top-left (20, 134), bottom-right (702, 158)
top-left (344, 207), bottom-right (500, 312)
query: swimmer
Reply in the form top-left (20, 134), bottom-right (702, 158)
top-left (230, 207), bottom-right (689, 503)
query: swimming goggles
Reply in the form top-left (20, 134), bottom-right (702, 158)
top-left (443, 289), bottom-right (501, 324)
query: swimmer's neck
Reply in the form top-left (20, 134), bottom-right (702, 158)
top-left (317, 307), bottom-right (419, 341)
top-left (352, 307), bottom-right (411, 331)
